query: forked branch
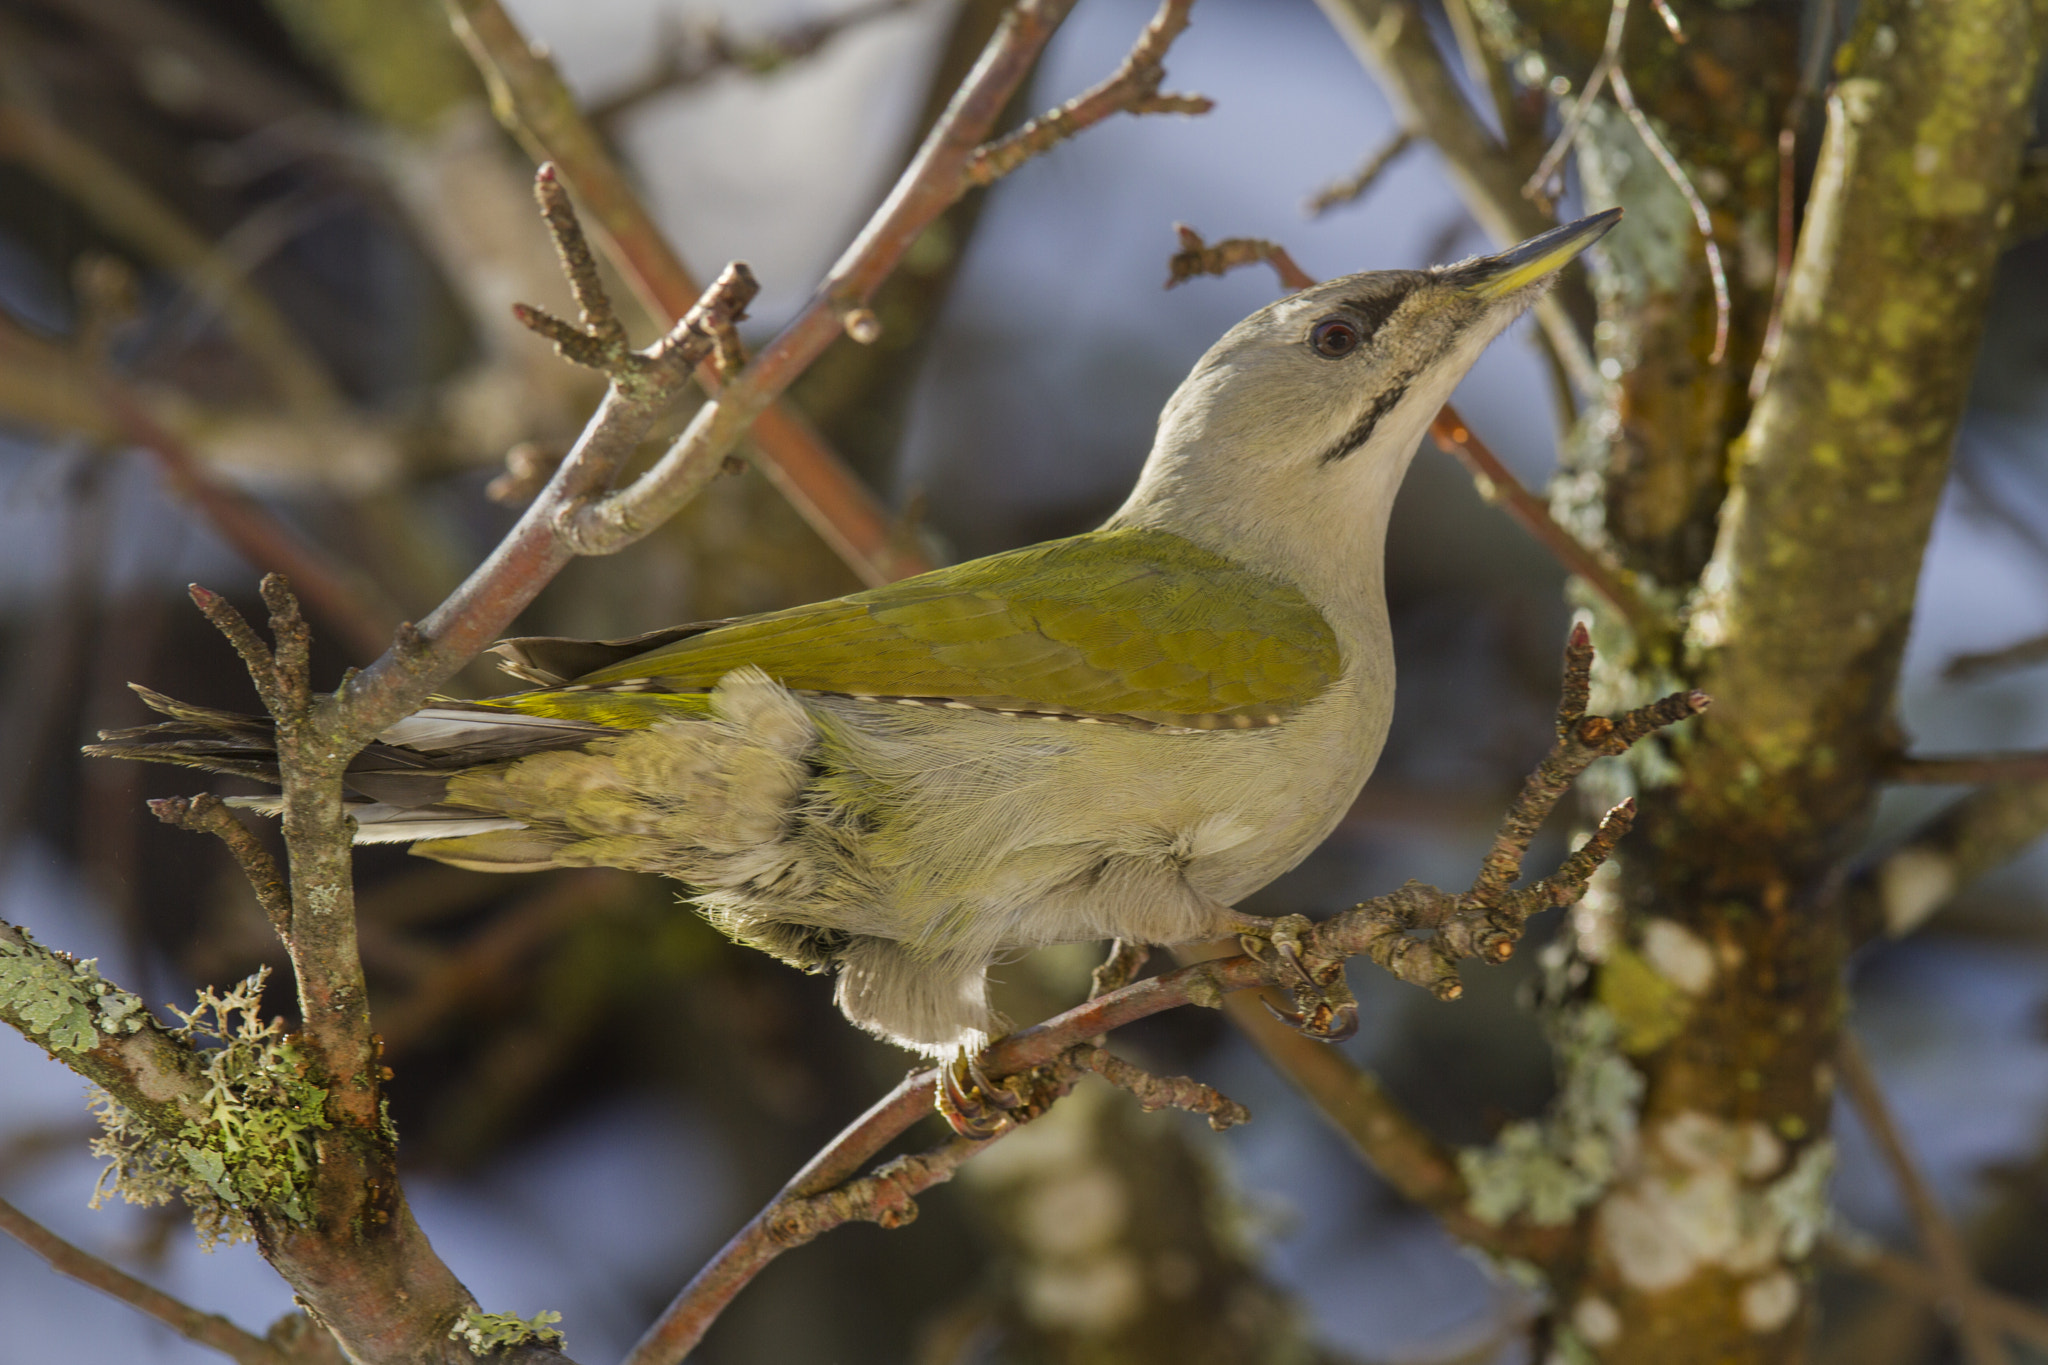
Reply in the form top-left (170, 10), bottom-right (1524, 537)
top-left (631, 627), bottom-right (1704, 1359)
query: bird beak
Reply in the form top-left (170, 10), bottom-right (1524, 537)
top-left (1452, 208), bottom-right (1623, 300)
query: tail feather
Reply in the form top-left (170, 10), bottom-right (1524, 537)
top-left (88, 687), bottom-right (618, 865)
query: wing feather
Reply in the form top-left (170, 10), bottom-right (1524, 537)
top-left (514, 528), bottom-right (1342, 729)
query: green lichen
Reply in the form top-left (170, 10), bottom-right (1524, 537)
top-left (1460, 1006), bottom-right (1643, 1226)
top-left (0, 929), bottom-right (150, 1053)
top-left (90, 969), bottom-right (330, 1248)
top-left (1596, 943), bottom-right (1692, 1054)
top-left (450, 1309), bottom-right (565, 1356)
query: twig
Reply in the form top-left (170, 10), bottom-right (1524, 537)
top-left (444, 0), bottom-right (927, 586)
top-left (1069, 1044), bottom-right (1250, 1130)
top-left (101, 385), bottom-right (401, 664)
top-left (1883, 754), bottom-right (2048, 784)
top-left (1521, 0), bottom-right (1629, 201)
top-left (1216, 983), bottom-right (1571, 1264)
top-left (964, 0), bottom-right (1211, 185)
top-left (1946, 630), bottom-right (2048, 682)
top-left (0, 1197), bottom-right (291, 1365)
top-left (1162, 230), bottom-right (1664, 641)
top-left (1822, 1229), bottom-right (2048, 1354)
top-left (1749, 0), bottom-right (1836, 399)
top-left (1164, 226), bottom-right (1316, 291)
top-left (546, 0), bottom-right (1199, 566)
top-left (1426, 412), bottom-right (1664, 643)
top-left (1607, 63), bottom-right (1730, 365)
top-left (147, 794), bottom-right (292, 938)
top-left (587, 0), bottom-right (924, 129)
top-left (636, 628), bottom-right (1699, 1349)
top-left (1311, 626), bottom-right (1706, 1002)
top-left (373, 870), bottom-right (609, 1053)
top-left (1848, 778), bottom-right (2048, 941)
top-left (1306, 128), bottom-right (1416, 216)
top-left (1838, 1035), bottom-right (2013, 1365)
top-left (0, 74), bottom-right (339, 416)
top-left (624, 1137), bottom-right (985, 1365)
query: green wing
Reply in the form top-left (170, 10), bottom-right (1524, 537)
top-left (491, 528), bottom-right (1342, 732)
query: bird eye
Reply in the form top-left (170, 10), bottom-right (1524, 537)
top-left (1310, 317), bottom-right (1361, 358)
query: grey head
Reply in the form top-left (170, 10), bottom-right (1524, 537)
top-left (1110, 210), bottom-right (1620, 617)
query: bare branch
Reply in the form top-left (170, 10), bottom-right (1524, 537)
top-left (1070, 1045), bottom-right (1249, 1130)
top-left (1838, 1036), bottom-right (2013, 1365)
top-left (624, 1137), bottom-right (983, 1365)
top-left (1164, 225), bottom-right (1316, 291)
top-left (1946, 629), bottom-right (2048, 682)
top-left (0, 1197), bottom-right (291, 1365)
top-left (1822, 1229), bottom-right (2048, 1354)
top-left (1850, 779), bottom-right (2048, 941)
top-left (586, 0), bottom-right (925, 129)
top-left (1426, 412), bottom-right (1666, 645)
top-left (1522, 0), bottom-right (1627, 201)
top-left (1607, 62), bottom-right (1730, 365)
top-left (1884, 753), bottom-right (2048, 784)
top-left (443, 0), bottom-right (926, 586)
top-left (1306, 128), bottom-right (1417, 216)
top-left (965, 0), bottom-right (1211, 185)
top-left (550, 0), bottom-right (1097, 558)
top-left (148, 795), bottom-right (292, 938)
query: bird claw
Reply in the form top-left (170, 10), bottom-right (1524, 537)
top-left (1234, 912), bottom-right (1359, 1044)
top-left (936, 1051), bottom-right (1065, 1139)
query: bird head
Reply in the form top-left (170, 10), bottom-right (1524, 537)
top-left (1112, 210), bottom-right (1619, 617)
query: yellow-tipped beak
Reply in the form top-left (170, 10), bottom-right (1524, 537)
top-left (1455, 208), bottom-right (1623, 300)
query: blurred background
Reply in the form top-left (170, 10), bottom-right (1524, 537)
top-left (0, 0), bottom-right (2044, 1361)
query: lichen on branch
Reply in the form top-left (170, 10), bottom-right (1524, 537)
top-left (89, 969), bottom-right (330, 1248)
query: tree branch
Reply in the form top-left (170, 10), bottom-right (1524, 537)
top-left (0, 1197), bottom-right (291, 1365)
top-left (0, 69), bottom-right (339, 417)
top-left (585, 0), bottom-right (924, 129)
top-left (1822, 1229), bottom-right (2048, 1354)
top-left (1838, 1035), bottom-right (2013, 1365)
top-left (443, 0), bottom-right (927, 586)
top-left (1883, 753), bottom-right (2048, 784)
top-left (148, 794), bottom-right (292, 938)
top-left (1849, 778), bottom-right (2048, 940)
top-left (1945, 628), bottom-right (2048, 682)
top-left (1305, 128), bottom-right (1416, 216)
top-left (630, 628), bottom-right (1701, 1351)
top-left (963, 0), bottom-right (1211, 184)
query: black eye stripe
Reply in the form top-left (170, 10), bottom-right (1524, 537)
top-left (1335, 289), bottom-right (1409, 345)
top-left (1317, 374), bottom-right (1415, 465)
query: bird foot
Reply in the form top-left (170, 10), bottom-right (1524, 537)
top-left (1229, 912), bottom-right (1359, 1042)
top-left (936, 1050), bottom-right (1069, 1140)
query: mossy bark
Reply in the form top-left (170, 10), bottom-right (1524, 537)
top-left (1460, 0), bottom-right (2047, 1359)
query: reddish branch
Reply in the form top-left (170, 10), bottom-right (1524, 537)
top-left (633, 628), bottom-right (1704, 1356)
top-left (445, 0), bottom-right (922, 586)
top-left (0, 1197), bottom-right (290, 1365)
top-left (148, 793), bottom-right (292, 937)
top-left (1165, 228), bottom-right (1663, 642)
top-left (964, 0), bottom-right (1210, 184)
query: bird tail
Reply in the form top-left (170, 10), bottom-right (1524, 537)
top-left (86, 685), bottom-right (615, 871)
